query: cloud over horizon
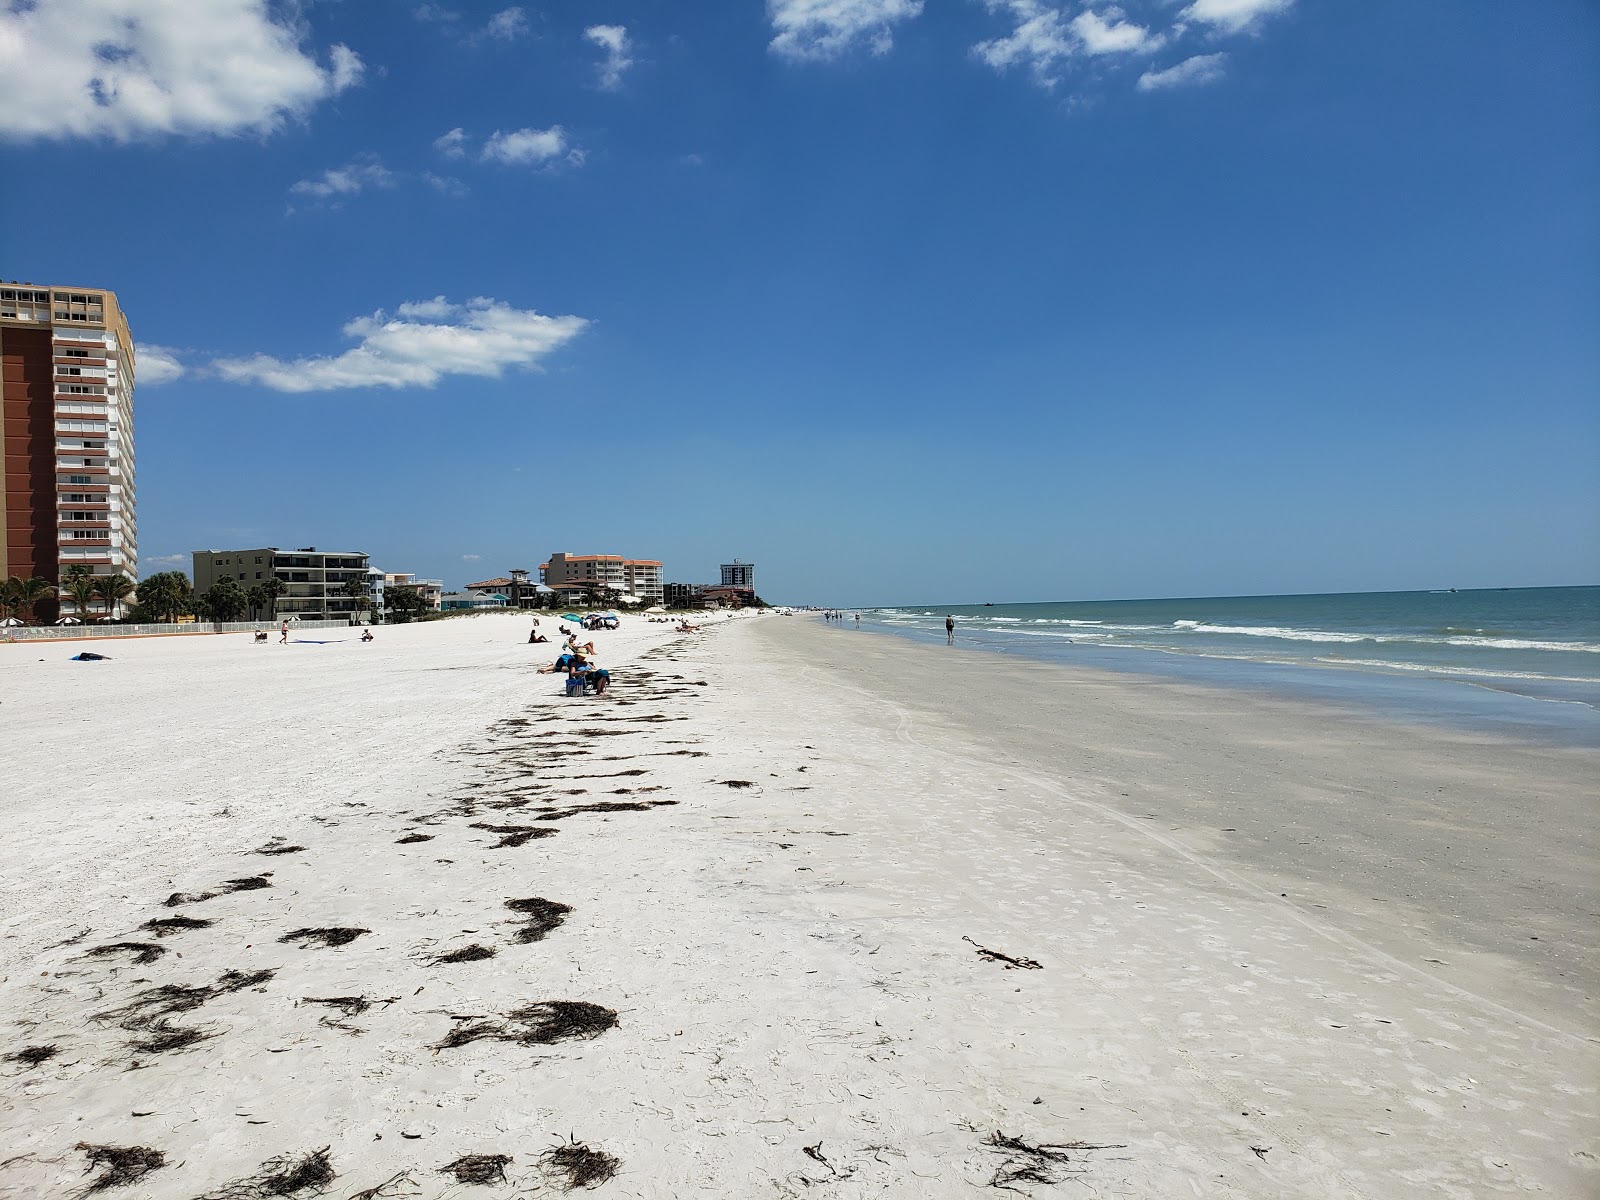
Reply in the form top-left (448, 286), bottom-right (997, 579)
top-left (212, 297), bottom-right (589, 393)
top-left (0, 0), bottom-right (363, 142)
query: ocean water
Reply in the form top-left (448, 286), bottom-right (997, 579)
top-left (859, 587), bottom-right (1600, 741)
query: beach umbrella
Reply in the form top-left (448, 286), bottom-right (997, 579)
top-left (561, 613), bottom-right (582, 623)
top-left (644, 605), bottom-right (665, 614)
top-left (1, 616), bottom-right (23, 626)
top-left (618, 594), bottom-right (641, 605)
top-left (55, 617), bottom-right (82, 625)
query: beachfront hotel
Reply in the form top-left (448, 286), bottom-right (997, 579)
top-left (720, 559), bottom-right (755, 591)
top-left (540, 552), bottom-right (665, 604)
top-left (192, 547), bottom-right (373, 623)
top-left (0, 282), bottom-right (137, 619)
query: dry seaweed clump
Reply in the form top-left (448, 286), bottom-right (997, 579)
top-left (440, 1154), bottom-right (511, 1185)
top-left (279, 927), bottom-right (368, 949)
top-left (469, 822), bottom-right (559, 849)
top-left (85, 941), bottom-right (167, 965)
top-left (982, 1130), bottom-right (1124, 1191)
top-left (432, 944), bottom-right (497, 965)
top-left (504, 897), bottom-right (572, 943)
top-left (507, 1001), bottom-right (618, 1044)
top-left (395, 833), bottom-right (434, 844)
top-left (142, 915), bottom-right (215, 937)
top-left (255, 840), bottom-right (307, 856)
top-left (8, 1044), bottom-right (59, 1068)
top-left (75, 1142), bottom-right (166, 1193)
top-left (539, 1140), bottom-right (619, 1191)
top-left (199, 1146), bottom-right (334, 1198)
top-left (434, 1001), bottom-right (618, 1051)
top-left (127, 1018), bottom-right (213, 1055)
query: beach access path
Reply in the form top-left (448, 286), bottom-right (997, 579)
top-left (0, 612), bottom-right (1594, 1198)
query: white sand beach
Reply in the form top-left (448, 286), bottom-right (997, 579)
top-left (1, 613), bottom-right (1595, 1198)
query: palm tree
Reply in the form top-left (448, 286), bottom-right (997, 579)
top-left (9, 576), bottom-right (57, 625)
top-left (0, 577), bottom-right (20, 623)
top-left (63, 573), bottom-right (98, 622)
top-left (93, 573), bottom-right (136, 621)
top-left (133, 571), bottom-right (191, 623)
top-left (341, 577), bottom-right (372, 622)
top-left (261, 575), bottom-right (286, 622)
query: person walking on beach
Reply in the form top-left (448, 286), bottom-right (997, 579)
top-left (946, 614), bottom-right (955, 644)
top-left (279, 619), bottom-right (289, 645)
top-left (854, 613), bottom-right (860, 628)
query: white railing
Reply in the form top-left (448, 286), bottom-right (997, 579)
top-left (2, 619), bottom-right (358, 642)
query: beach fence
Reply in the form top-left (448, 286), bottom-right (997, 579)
top-left (2, 620), bottom-right (355, 643)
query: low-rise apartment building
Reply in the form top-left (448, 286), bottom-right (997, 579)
top-left (384, 572), bottom-right (443, 611)
top-left (193, 547), bottom-right (372, 622)
top-left (540, 553), bottom-right (665, 604)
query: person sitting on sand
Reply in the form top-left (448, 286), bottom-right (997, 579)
top-left (361, 629), bottom-right (374, 642)
top-left (529, 631), bottom-right (549, 644)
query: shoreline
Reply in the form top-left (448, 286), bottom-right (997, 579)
top-left (858, 610), bottom-right (1600, 745)
top-left (2, 612), bottom-right (1595, 1197)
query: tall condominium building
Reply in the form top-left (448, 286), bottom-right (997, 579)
top-left (193, 547), bottom-right (373, 622)
top-left (720, 559), bottom-right (755, 591)
top-left (1, 283), bottom-right (137, 615)
top-left (540, 552), bottom-right (665, 603)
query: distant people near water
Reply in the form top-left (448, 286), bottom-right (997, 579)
top-left (854, 613), bottom-right (860, 628)
top-left (361, 629), bottom-right (374, 642)
top-left (279, 619), bottom-right (289, 645)
top-left (946, 614), bottom-right (955, 644)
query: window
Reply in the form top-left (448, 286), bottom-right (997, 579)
top-left (58, 366), bottom-right (82, 376)
top-left (68, 475), bottom-right (90, 485)
top-left (64, 348), bottom-right (89, 359)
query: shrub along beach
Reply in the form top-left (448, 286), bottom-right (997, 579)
top-left (1, 611), bottom-right (1594, 1197)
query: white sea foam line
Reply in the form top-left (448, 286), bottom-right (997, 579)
top-left (851, 683), bottom-right (1591, 1051)
top-left (1173, 620), bottom-right (1600, 652)
top-left (1317, 657), bottom-right (1600, 685)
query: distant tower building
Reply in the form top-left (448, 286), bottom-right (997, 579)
top-left (0, 283), bottom-right (138, 619)
top-left (720, 559), bottom-right (755, 591)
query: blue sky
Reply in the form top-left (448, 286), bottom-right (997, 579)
top-left (3, 0), bottom-right (1596, 606)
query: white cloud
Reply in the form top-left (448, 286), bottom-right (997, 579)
top-left (289, 157), bottom-right (396, 199)
top-left (483, 7), bottom-right (529, 41)
top-left (422, 171), bottom-right (468, 196)
top-left (461, 553), bottom-right (481, 561)
top-left (142, 554), bottom-right (189, 569)
top-left (433, 127), bottom-right (468, 158)
top-left (481, 125), bottom-right (574, 167)
top-left (1182, 0), bottom-right (1293, 35)
top-left (136, 344), bottom-right (186, 386)
top-left (1070, 8), bottom-right (1162, 55)
top-left (585, 24), bottom-right (633, 90)
top-left (414, 4), bottom-right (460, 23)
top-left (212, 297), bottom-right (589, 393)
top-left (768, 0), bottom-right (924, 62)
top-left (1137, 52), bottom-right (1227, 90)
top-left (976, 3), bottom-right (1160, 84)
top-left (0, 0), bottom-right (363, 142)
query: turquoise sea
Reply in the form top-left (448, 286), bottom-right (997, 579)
top-left (860, 587), bottom-right (1600, 742)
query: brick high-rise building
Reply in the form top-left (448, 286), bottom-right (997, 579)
top-left (1, 283), bottom-right (137, 619)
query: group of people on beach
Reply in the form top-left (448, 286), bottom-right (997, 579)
top-left (822, 610), bottom-right (860, 627)
top-left (535, 625), bottom-right (610, 695)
